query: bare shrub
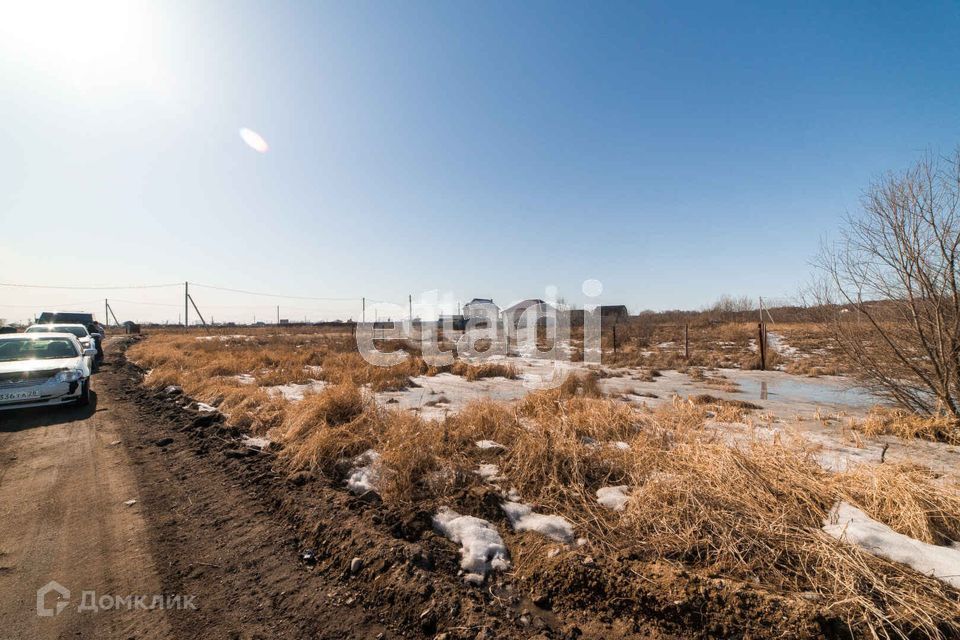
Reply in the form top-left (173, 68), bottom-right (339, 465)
top-left (815, 150), bottom-right (960, 440)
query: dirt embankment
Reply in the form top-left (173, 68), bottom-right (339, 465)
top-left (107, 337), bottom-right (849, 640)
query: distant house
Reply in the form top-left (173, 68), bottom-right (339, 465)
top-left (600, 305), bottom-right (629, 323)
top-left (502, 298), bottom-right (553, 330)
top-left (463, 298), bottom-right (497, 316)
top-left (122, 320), bottom-right (140, 334)
top-left (462, 298), bottom-right (500, 324)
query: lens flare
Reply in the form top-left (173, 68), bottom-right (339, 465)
top-left (239, 127), bottom-right (269, 153)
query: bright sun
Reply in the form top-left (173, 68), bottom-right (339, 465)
top-left (0, 0), bottom-right (170, 96)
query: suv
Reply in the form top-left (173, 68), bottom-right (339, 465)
top-left (37, 312), bottom-right (106, 358)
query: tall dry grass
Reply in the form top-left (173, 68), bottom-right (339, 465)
top-left (275, 382), bottom-right (960, 638)
top-left (129, 330), bottom-right (960, 636)
top-left (854, 407), bottom-right (960, 445)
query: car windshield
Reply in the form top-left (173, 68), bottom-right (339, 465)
top-left (0, 338), bottom-right (79, 362)
top-left (26, 325), bottom-right (89, 338)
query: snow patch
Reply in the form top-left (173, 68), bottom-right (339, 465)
top-left (475, 463), bottom-right (501, 482)
top-left (195, 402), bottom-right (217, 413)
top-left (432, 507), bottom-right (510, 584)
top-left (823, 502), bottom-right (960, 588)
top-left (502, 501), bottom-right (575, 543)
top-left (241, 435), bottom-right (271, 450)
top-left (475, 440), bottom-right (505, 450)
top-left (234, 374), bottom-right (256, 385)
top-left (596, 486), bottom-right (630, 511)
top-left (346, 450), bottom-right (381, 494)
top-left (264, 380), bottom-right (328, 402)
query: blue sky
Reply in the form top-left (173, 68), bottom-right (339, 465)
top-left (1, 1), bottom-right (959, 323)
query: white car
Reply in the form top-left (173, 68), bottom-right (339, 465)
top-left (0, 333), bottom-right (96, 409)
top-left (25, 323), bottom-right (97, 369)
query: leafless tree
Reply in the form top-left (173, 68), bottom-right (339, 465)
top-left (708, 295), bottom-right (755, 321)
top-left (815, 150), bottom-right (960, 419)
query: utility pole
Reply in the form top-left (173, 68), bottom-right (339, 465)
top-left (184, 281), bottom-right (189, 328)
top-left (277, 305), bottom-right (280, 325)
top-left (409, 294), bottom-right (413, 322)
top-left (362, 297), bottom-right (366, 324)
top-left (104, 300), bottom-right (120, 327)
top-left (186, 290), bottom-right (206, 326)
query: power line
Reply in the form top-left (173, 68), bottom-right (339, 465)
top-left (189, 282), bottom-right (361, 302)
top-left (108, 298), bottom-right (182, 308)
top-left (0, 299), bottom-right (104, 308)
top-left (0, 282), bottom-right (181, 290)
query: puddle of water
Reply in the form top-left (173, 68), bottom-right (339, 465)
top-left (734, 375), bottom-right (878, 408)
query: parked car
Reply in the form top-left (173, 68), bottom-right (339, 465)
top-left (0, 326), bottom-right (17, 334)
top-left (36, 312), bottom-right (106, 358)
top-left (25, 324), bottom-right (98, 369)
top-left (0, 333), bottom-right (96, 409)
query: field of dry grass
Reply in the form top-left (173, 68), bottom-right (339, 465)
top-left (601, 320), bottom-right (845, 375)
top-left (126, 327), bottom-right (960, 638)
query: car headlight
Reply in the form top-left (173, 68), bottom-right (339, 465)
top-left (55, 370), bottom-right (84, 383)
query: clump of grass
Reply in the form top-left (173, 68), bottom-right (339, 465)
top-left (740, 348), bottom-right (782, 370)
top-left (690, 394), bottom-right (761, 410)
top-left (838, 463), bottom-right (960, 545)
top-left (279, 383), bottom-right (375, 472)
top-left (557, 371), bottom-right (603, 398)
top-left (854, 407), bottom-right (960, 445)
top-left (448, 361), bottom-right (519, 381)
top-left (784, 359), bottom-right (841, 377)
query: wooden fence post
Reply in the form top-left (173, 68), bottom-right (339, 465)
top-left (758, 322), bottom-right (766, 371)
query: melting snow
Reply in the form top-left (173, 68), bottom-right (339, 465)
top-left (265, 380), bottom-right (328, 402)
top-left (234, 374), bottom-right (256, 385)
top-left (596, 486), bottom-right (630, 511)
top-left (195, 402), bottom-right (217, 413)
top-left (475, 440), bottom-right (505, 450)
top-left (475, 463), bottom-right (501, 482)
top-left (501, 501), bottom-right (575, 543)
top-left (823, 502), bottom-right (960, 588)
top-left (241, 435), bottom-right (271, 450)
top-left (346, 450), bottom-right (381, 494)
top-left (432, 507), bottom-right (510, 584)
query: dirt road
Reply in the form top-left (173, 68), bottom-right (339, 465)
top-left (0, 347), bottom-right (384, 640)
top-left (0, 365), bottom-right (173, 639)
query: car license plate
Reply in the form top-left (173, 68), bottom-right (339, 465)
top-left (0, 390), bottom-right (41, 402)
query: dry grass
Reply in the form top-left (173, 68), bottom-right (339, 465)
top-left (605, 320), bottom-right (850, 377)
top-left (129, 328), bottom-right (960, 637)
top-left (854, 407), bottom-right (960, 445)
top-left (273, 380), bottom-right (960, 638)
top-left (448, 361), bottom-right (519, 381)
top-left (128, 329), bottom-right (435, 431)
